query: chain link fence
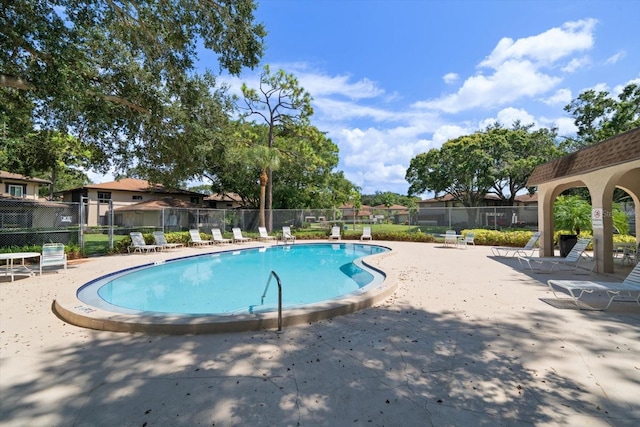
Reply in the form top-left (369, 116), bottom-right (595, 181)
top-left (3, 198), bottom-right (635, 254)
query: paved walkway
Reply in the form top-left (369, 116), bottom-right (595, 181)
top-left (1, 241), bottom-right (639, 426)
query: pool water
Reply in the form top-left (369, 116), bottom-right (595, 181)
top-left (78, 243), bottom-right (389, 316)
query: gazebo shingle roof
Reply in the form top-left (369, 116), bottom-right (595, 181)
top-left (527, 127), bottom-right (640, 186)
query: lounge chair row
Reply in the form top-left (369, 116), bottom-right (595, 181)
top-left (189, 228), bottom-right (254, 246)
top-left (129, 229), bottom-right (258, 253)
top-left (491, 232), bottom-right (640, 310)
top-left (131, 224), bottom-right (379, 253)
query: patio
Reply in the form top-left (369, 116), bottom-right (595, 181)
top-left (1, 241), bottom-right (639, 426)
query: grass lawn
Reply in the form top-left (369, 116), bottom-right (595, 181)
top-left (83, 233), bottom-right (128, 256)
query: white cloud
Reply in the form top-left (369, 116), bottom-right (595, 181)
top-left (479, 107), bottom-right (536, 129)
top-left (541, 88), bottom-right (573, 106)
top-left (561, 56), bottom-right (591, 73)
top-left (605, 51), bottom-right (626, 65)
top-left (411, 19), bottom-right (598, 114)
top-left (431, 125), bottom-right (468, 146)
top-left (479, 19), bottom-right (596, 69)
top-left (443, 72), bottom-right (459, 84)
top-left (313, 98), bottom-right (400, 122)
top-left (297, 73), bottom-right (384, 100)
top-left (545, 116), bottom-right (577, 137)
top-left (413, 60), bottom-right (561, 113)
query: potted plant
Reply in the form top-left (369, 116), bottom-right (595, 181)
top-left (553, 195), bottom-right (591, 257)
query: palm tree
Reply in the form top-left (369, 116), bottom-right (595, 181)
top-left (553, 195), bottom-right (591, 235)
top-left (247, 145), bottom-right (280, 230)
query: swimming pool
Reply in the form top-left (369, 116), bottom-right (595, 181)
top-left (55, 243), bottom-right (396, 334)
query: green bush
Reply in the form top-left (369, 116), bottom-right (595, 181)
top-left (459, 229), bottom-right (538, 247)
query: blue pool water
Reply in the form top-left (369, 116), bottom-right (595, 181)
top-left (77, 243), bottom-right (389, 316)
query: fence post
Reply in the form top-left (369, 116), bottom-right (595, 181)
top-left (108, 199), bottom-right (114, 250)
top-left (79, 197), bottom-right (88, 252)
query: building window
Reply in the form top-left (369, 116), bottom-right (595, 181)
top-left (132, 195), bottom-right (143, 200)
top-left (97, 191), bottom-right (111, 204)
top-left (190, 197), bottom-right (200, 204)
top-left (8, 185), bottom-right (23, 197)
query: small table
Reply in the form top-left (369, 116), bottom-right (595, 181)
top-left (613, 243), bottom-right (638, 265)
top-left (0, 252), bottom-right (41, 282)
top-left (436, 233), bottom-right (462, 247)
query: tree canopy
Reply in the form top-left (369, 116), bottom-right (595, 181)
top-left (563, 82), bottom-right (640, 150)
top-left (406, 123), bottom-right (560, 205)
top-left (1, 0), bottom-right (265, 175)
top-left (406, 132), bottom-right (497, 208)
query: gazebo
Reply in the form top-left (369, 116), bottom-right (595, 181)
top-left (527, 127), bottom-right (640, 274)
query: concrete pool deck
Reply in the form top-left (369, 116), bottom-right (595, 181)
top-left (1, 241), bottom-right (639, 426)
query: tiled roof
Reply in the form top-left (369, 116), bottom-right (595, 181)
top-left (204, 193), bottom-right (243, 202)
top-left (0, 194), bottom-right (67, 207)
top-left (66, 178), bottom-right (204, 196)
top-left (0, 170), bottom-right (51, 184)
top-left (527, 126), bottom-right (640, 186)
top-left (115, 197), bottom-right (202, 211)
top-left (373, 204), bottom-right (408, 210)
top-left (420, 192), bottom-right (537, 203)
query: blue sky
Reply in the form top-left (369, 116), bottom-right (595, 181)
top-left (206, 0), bottom-right (639, 197)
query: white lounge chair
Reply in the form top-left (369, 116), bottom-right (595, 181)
top-left (282, 226), bottom-right (296, 244)
top-left (361, 226), bottom-right (372, 241)
top-left (189, 229), bottom-right (214, 246)
top-left (129, 232), bottom-right (161, 253)
top-left (458, 231), bottom-right (475, 247)
top-left (153, 231), bottom-right (183, 250)
top-left (212, 228), bottom-right (232, 244)
top-left (444, 230), bottom-right (458, 247)
top-left (40, 243), bottom-right (67, 275)
top-left (547, 262), bottom-right (640, 310)
top-left (491, 232), bottom-right (541, 257)
top-left (232, 227), bottom-right (252, 243)
top-left (258, 227), bottom-right (276, 242)
top-left (518, 238), bottom-right (592, 272)
top-left (329, 226), bottom-right (341, 240)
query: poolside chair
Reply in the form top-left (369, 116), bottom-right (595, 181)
top-left (361, 226), bottom-right (372, 241)
top-left (518, 238), bottom-right (592, 272)
top-left (458, 231), bottom-right (475, 247)
top-left (232, 227), bottom-right (252, 244)
top-left (329, 226), bottom-right (341, 240)
top-left (491, 232), bottom-right (541, 257)
top-left (129, 232), bottom-right (161, 253)
top-left (547, 262), bottom-right (640, 310)
top-left (212, 228), bottom-right (232, 244)
top-left (189, 229), bottom-right (214, 246)
top-left (258, 227), bottom-right (276, 242)
top-left (444, 230), bottom-right (458, 247)
top-left (40, 243), bottom-right (67, 275)
top-left (153, 231), bottom-right (183, 250)
top-left (282, 226), bottom-right (296, 244)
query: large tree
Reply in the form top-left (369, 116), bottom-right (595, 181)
top-left (1, 0), bottom-right (265, 177)
top-left (563, 82), bottom-right (640, 150)
top-left (486, 122), bottom-right (561, 204)
top-left (271, 124), bottom-right (341, 209)
top-left (406, 132), bottom-right (497, 226)
top-left (240, 65), bottom-right (313, 226)
top-left (209, 122), bottom-right (348, 211)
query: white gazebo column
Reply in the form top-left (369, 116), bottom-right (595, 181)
top-left (588, 181), bottom-right (615, 274)
top-left (536, 183), bottom-right (556, 257)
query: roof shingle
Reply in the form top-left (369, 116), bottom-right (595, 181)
top-left (527, 127), bottom-right (640, 186)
